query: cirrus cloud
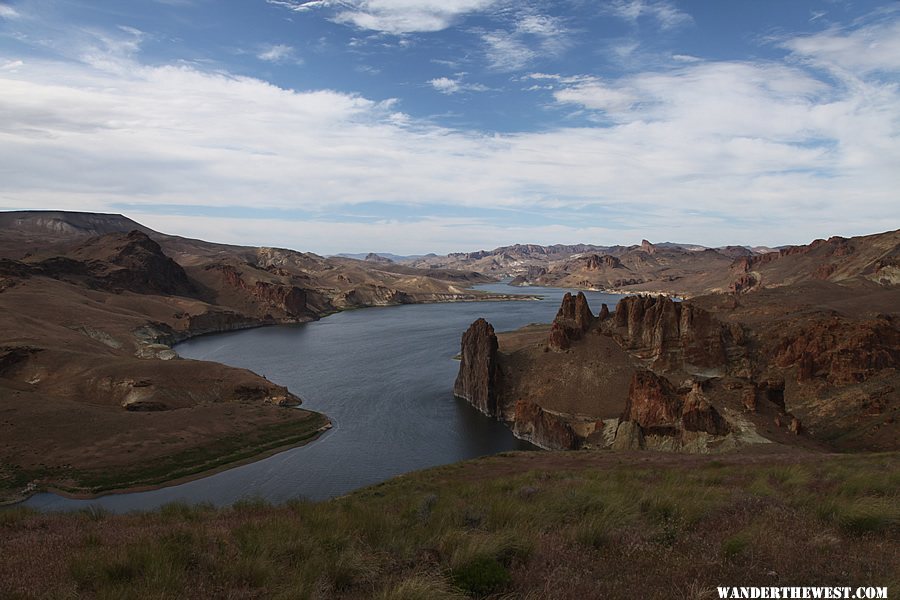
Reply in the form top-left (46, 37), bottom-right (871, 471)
top-left (266, 0), bottom-right (499, 34)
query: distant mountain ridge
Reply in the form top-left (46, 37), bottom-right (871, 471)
top-left (398, 232), bottom-right (898, 297)
top-left (0, 210), bottom-right (152, 237)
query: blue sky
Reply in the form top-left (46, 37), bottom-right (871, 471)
top-left (1, 0), bottom-right (898, 254)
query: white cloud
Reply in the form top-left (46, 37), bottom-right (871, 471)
top-left (267, 0), bottom-right (499, 34)
top-left (429, 76), bottom-right (460, 94)
top-left (0, 5), bottom-right (20, 19)
top-left (482, 29), bottom-right (536, 71)
top-left (604, 0), bottom-right (693, 30)
top-left (554, 77), bottom-right (636, 112)
top-left (1, 59), bottom-right (24, 71)
top-left (257, 43), bottom-right (302, 64)
top-left (480, 10), bottom-right (571, 72)
top-left (1, 20), bottom-right (898, 252)
top-left (782, 19), bottom-right (900, 74)
top-left (428, 75), bottom-right (489, 94)
top-left (515, 14), bottom-right (564, 37)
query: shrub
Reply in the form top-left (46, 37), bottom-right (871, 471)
top-left (451, 555), bottom-right (511, 596)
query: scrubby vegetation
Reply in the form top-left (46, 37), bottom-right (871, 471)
top-left (1, 451), bottom-right (897, 599)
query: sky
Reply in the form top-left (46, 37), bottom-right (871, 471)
top-left (0, 0), bottom-right (898, 255)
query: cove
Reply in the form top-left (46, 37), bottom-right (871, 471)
top-left (23, 284), bottom-right (623, 513)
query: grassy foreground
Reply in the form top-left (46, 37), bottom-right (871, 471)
top-left (1, 411), bottom-right (330, 503)
top-left (1, 451), bottom-right (897, 599)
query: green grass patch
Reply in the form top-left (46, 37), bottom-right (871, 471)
top-left (64, 412), bottom-right (328, 494)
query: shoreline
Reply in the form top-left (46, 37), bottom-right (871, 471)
top-left (33, 423), bottom-right (335, 504)
top-left (507, 280), bottom-right (687, 299)
top-left (4, 421), bottom-right (334, 508)
top-left (164, 288), bottom-right (540, 347)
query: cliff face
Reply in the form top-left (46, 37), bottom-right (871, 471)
top-left (681, 383), bottom-right (731, 436)
top-left (582, 254), bottom-right (622, 270)
top-left (623, 370), bottom-right (682, 428)
top-left (207, 264), bottom-right (311, 319)
top-left (611, 295), bottom-right (737, 372)
top-left (615, 371), bottom-right (733, 450)
top-left (512, 401), bottom-right (580, 450)
top-left (454, 292), bottom-right (746, 451)
top-left (772, 315), bottom-right (899, 385)
top-left (453, 318), bottom-right (500, 418)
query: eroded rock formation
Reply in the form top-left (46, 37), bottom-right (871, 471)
top-left (615, 371), bottom-right (731, 448)
top-left (622, 370), bottom-right (681, 429)
top-left (453, 318), bottom-right (500, 417)
top-left (611, 295), bottom-right (734, 372)
top-left (512, 401), bottom-right (579, 450)
top-left (582, 254), bottom-right (622, 270)
top-left (208, 264), bottom-right (310, 318)
top-left (549, 292), bottom-right (595, 351)
top-left (772, 315), bottom-right (899, 384)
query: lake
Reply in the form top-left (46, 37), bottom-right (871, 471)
top-left (23, 284), bottom-right (623, 512)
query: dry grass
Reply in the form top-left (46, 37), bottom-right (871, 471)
top-left (1, 451), bottom-right (897, 599)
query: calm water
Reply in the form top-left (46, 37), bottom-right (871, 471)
top-left (23, 284), bottom-right (622, 512)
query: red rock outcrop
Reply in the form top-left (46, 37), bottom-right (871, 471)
top-left (598, 303), bottom-right (610, 321)
top-left (622, 370), bottom-right (682, 428)
top-left (209, 264), bottom-right (309, 318)
top-left (729, 273), bottom-right (758, 294)
top-left (512, 400), bottom-right (579, 450)
top-left (742, 385), bottom-right (758, 412)
top-left (582, 254), bottom-right (622, 270)
top-left (454, 318), bottom-right (500, 418)
top-left (574, 292), bottom-right (594, 332)
top-left (772, 315), bottom-right (900, 384)
top-left (549, 292), bottom-right (594, 350)
top-left (556, 292), bottom-right (577, 321)
top-left (619, 371), bottom-right (732, 444)
top-left (612, 295), bottom-right (731, 371)
top-left (681, 383), bottom-right (730, 436)
top-left (548, 321), bottom-right (571, 351)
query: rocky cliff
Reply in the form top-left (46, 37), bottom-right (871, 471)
top-left (615, 371), bottom-right (732, 450)
top-left (548, 291), bottom-right (595, 351)
top-left (453, 318), bottom-right (500, 418)
top-left (207, 263), bottom-right (310, 319)
top-left (455, 276), bottom-right (897, 453)
top-left (511, 401), bottom-right (580, 450)
top-left (427, 229), bottom-right (899, 297)
top-left (611, 295), bottom-right (744, 374)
